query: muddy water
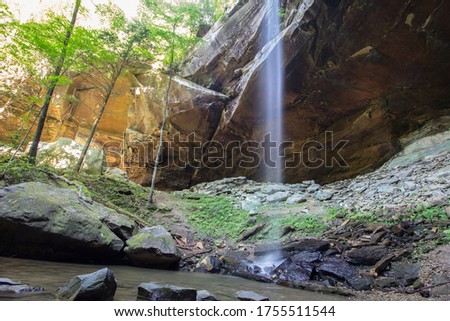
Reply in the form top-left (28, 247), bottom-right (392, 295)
top-left (0, 257), bottom-right (341, 301)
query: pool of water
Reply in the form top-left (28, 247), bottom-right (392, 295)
top-left (0, 257), bottom-right (341, 301)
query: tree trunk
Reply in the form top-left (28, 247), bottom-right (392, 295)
top-left (147, 29), bottom-right (176, 206)
top-left (73, 84), bottom-right (114, 173)
top-left (28, 0), bottom-right (81, 163)
top-left (74, 40), bottom-right (134, 174)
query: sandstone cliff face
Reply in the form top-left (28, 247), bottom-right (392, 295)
top-left (182, 0), bottom-right (450, 185)
top-left (1, 0), bottom-right (449, 188)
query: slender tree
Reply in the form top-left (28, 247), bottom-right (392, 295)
top-left (74, 5), bottom-right (154, 173)
top-left (143, 0), bottom-right (205, 205)
top-left (147, 24), bottom-right (176, 205)
top-left (28, 0), bottom-right (81, 163)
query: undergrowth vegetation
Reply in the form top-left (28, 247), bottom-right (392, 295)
top-left (181, 194), bottom-right (249, 240)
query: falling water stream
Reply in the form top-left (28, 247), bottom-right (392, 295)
top-left (262, 0), bottom-right (284, 183)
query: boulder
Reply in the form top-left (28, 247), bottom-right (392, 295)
top-left (307, 184), bottom-right (321, 193)
top-left (104, 167), bottom-right (128, 180)
top-left (315, 191), bottom-right (334, 201)
top-left (241, 195), bottom-right (262, 214)
top-left (0, 182), bottom-right (124, 262)
top-left (36, 138), bottom-right (104, 175)
top-left (196, 255), bottom-right (221, 273)
top-left (196, 290), bottom-right (218, 301)
top-left (383, 261), bottom-right (420, 287)
top-left (138, 283), bottom-right (197, 301)
top-left (273, 257), bottom-right (313, 283)
top-left (124, 226), bottom-right (181, 268)
top-left (266, 192), bottom-right (291, 203)
top-left (286, 194), bottom-right (307, 204)
top-left (236, 290), bottom-right (269, 301)
top-left (57, 268), bottom-right (117, 301)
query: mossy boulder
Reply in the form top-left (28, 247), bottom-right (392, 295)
top-left (36, 138), bottom-right (105, 175)
top-left (0, 182), bottom-right (125, 262)
top-left (124, 226), bottom-right (181, 268)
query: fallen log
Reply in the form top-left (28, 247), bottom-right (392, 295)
top-left (238, 224), bottom-right (266, 242)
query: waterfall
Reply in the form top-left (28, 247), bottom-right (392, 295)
top-left (262, 0), bottom-right (284, 183)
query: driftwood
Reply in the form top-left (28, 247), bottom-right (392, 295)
top-left (238, 224), bottom-right (266, 242)
top-left (41, 170), bottom-right (92, 204)
top-left (281, 225), bottom-right (296, 237)
top-left (369, 249), bottom-right (409, 276)
top-left (407, 281), bottom-right (450, 294)
top-left (369, 254), bottom-right (397, 276)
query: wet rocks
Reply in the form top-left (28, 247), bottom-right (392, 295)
top-left (345, 246), bottom-right (387, 265)
top-left (138, 283), bottom-right (197, 301)
top-left (57, 268), bottom-right (117, 301)
top-left (317, 258), bottom-right (371, 291)
top-left (282, 239), bottom-right (330, 252)
top-left (196, 290), bottom-right (218, 301)
top-left (124, 226), bottom-right (181, 268)
top-left (196, 255), bottom-right (221, 273)
top-left (383, 262), bottom-right (420, 287)
top-left (236, 290), bottom-right (269, 301)
top-left (0, 278), bottom-right (45, 295)
top-left (273, 257), bottom-right (314, 283)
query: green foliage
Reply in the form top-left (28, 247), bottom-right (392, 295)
top-left (141, 0), bottom-right (205, 66)
top-left (326, 207), bottom-right (349, 220)
top-left (0, 154), bottom-right (50, 185)
top-left (3, 9), bottom-right (82, 86)
top-left (408, 205), bottom-right (447, 222)
top-left (183, 194), bottom-right (250, 239)
top-left (326, 207), bottom-right (376, 223)
top-left (442, 228), bottom-right (450, 244)
top-left (263, 214), bottom-right (326, 240)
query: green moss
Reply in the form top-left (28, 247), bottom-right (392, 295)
top-left (126, 233), bottom-right (151, 249)
top-left (325, 206), bottom-right (376, 223)
top-left (0, 155), bottom-right (51, 185)
top-left (262, 214), bottom-right (327, 240)
top-left (183, 194), bottom-right (250, 239)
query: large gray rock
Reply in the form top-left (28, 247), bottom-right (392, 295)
top-left (0, 182), bottom-right (125, 262)
top-left (57, 268), bottom-right (117, 301)
top-left (138, 283), bottom-right (197, 301)
top-left (124, 226), bottom-right (181, 268)
top-left (266, 191), bottom-right (290, 203)
top-left (36, 137), bottom-right (105, 175)
top-left (236, 290), bottom-right (269, 301)
top-left (196, 290), bottom-right (218, 301)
